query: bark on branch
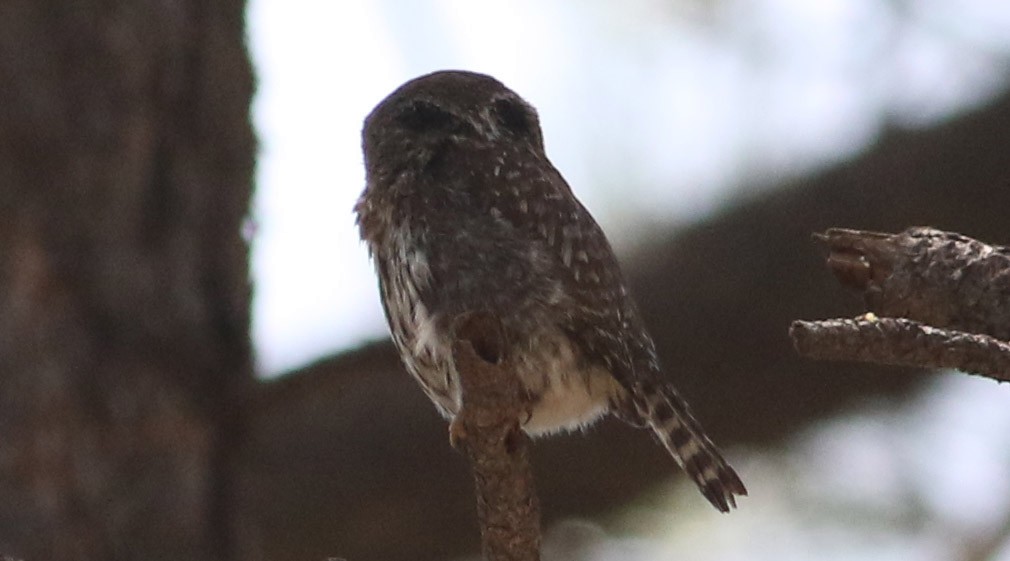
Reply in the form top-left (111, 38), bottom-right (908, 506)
top-left (450, 312), bottom-right (542, 561)
top-left (792, 227), bottom-right (1010, 381)
top-left (817, 227), bottom-right (1010, 337)
top-left (791, 317), bottom-right (1010, 382)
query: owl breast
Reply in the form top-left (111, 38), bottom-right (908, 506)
top-left (369, 218), bottom-right (621, 435)
top-left (509, 330), bottom-right (625, 435)
top-left (372, 225), bottom-right (457, 416)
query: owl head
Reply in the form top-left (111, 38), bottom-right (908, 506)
top-left (361, 71), bottom-right (545, 184)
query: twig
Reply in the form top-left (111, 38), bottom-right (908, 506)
top-left (791, 317), bottom-right (1010, 383)
top-left (451, 312), bottom-right (541, 561)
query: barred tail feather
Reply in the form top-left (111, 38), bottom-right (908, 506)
top-left (641, 384), bottom-right (747, 512)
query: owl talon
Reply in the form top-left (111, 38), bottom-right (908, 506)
top-left (520, 390), bottom-right (535, 426)
top-left (519, 406), bottom-right (533, 428)
top-left (449, 417), bottom-right (467, 449)
top-left (504, 421), bottom-right (524, 455)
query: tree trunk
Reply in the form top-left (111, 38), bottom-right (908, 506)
top-left (0, 1), bottom-right (255, 560)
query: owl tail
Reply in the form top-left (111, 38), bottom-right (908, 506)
top-left (639, 384), bottom-right (747, 512)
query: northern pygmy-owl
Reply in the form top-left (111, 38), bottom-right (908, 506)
top-left (356, 70), bottom-right (746, 512)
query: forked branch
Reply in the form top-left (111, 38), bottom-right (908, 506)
top-left (791, 227), bottom-right (1010, 381)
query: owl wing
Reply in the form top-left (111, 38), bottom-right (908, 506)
top-left (485, 162), bottom-right (747, 512)
top-left (479, 159), bottom-right (655, 398)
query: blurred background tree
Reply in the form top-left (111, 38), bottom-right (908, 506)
top-left (0, 1), bottom-right (255, 560)
top-left (3, 1), bottom-right (1010, 561)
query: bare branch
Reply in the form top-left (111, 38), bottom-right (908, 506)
top-left (791, 228), bottom-right (1010, 380)
top-left (451, 312), bottom-right (542, 561)
top-left (791, 317), bottom-right (1010, 383)
top-left (818, 227), bottom-right (1010, 339)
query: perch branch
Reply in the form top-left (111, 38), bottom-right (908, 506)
top-left (451, 312), bottom-right (541, 561)
top-left (792, 227), bottom-right (1010, 380)
top-left (791, 317), bottom-right (1010, 383)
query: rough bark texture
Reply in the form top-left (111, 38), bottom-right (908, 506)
top-left (451, 312), bottom-right (542, 561)
top-left (0, 1), bottom-right (256, 560)
top-left (792, 317), bottom-right (1010, 382)
top-left (791, 228), bottom-right (1010, 381)
top-left (247, 89), bottom-right (1010, 561)
top-left (817, 227), bottom-right (1010, 338)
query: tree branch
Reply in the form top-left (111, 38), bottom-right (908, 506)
top-left (817, 227), bottom-right (1010, 338)
top-left (791, 316), bottom-right (1010, 383)
top-left (792, 228), bottom-right (1010, 381)
top-left (450, 312), bottom-right (542, 561)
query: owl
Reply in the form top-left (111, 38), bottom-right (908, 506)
top-left (355, 70), bottom-right (745, 512)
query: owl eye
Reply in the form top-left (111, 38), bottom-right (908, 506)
top-left (492, 98), bottom-right (533, 136)
top-left (398, 100), bottom-right (455, 131)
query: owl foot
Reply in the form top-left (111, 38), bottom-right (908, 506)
top-left (504, 420), bottom-right (524, 455)
top-left (449, 417), bottom-right (467, 449)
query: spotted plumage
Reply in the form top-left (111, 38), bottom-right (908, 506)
top-left (355, 70), bottom-right (745, 512)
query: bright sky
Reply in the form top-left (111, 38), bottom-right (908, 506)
top-left (247, 0), bottom-right (1009, 377)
